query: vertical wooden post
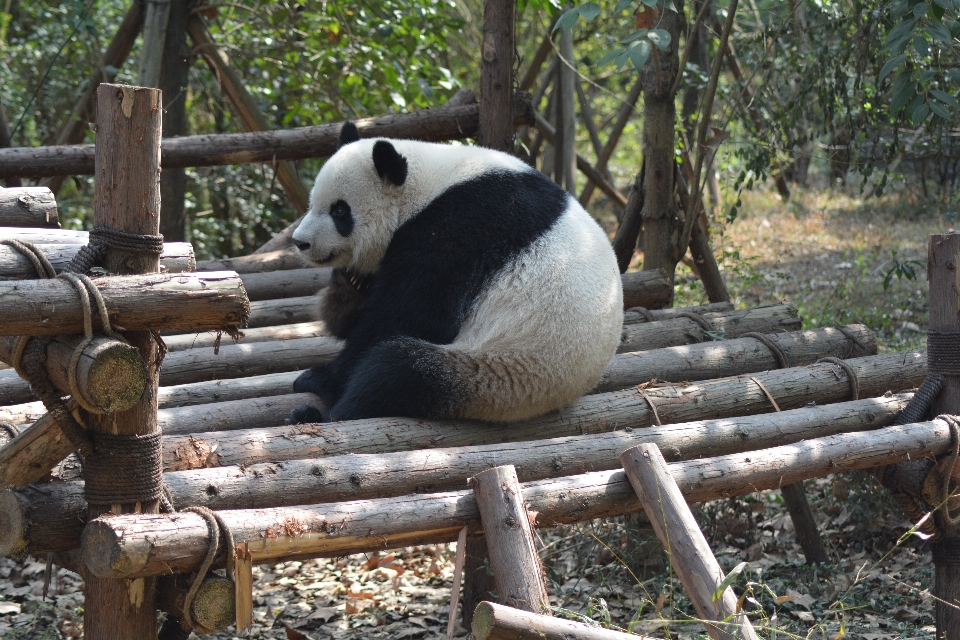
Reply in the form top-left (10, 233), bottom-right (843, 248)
top-left (465, 1), bottom-right (517, 628)
top-left (930, 233), bottom-right (960, 640)
top-left (477, 0), bottom-right (516, 152)
top-left (138, 0), bottom-right (172, 88)
top-left (82, 83), bottom-right (163, 640)
top-left (0, 99), bottom-right (22, 188)
top-left (158, 0), bottom-right (190, 241)
top-left (557, 27), bottom-right (577, 195)
top-left (620, 444), bottom-right (759, 640)
top-left (471, 465), bottom-right (550, 614)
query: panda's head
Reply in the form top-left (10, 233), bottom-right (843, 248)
top-left (292, 122), bottom-right (411, 273)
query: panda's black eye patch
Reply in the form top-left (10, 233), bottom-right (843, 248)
top-left (329, 200), bottom-right (354, 237)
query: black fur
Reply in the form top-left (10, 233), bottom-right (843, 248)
top-left (292, 167), bottom-right (567, 422)
top-left (319, 269), bottom-right (375, 340)
top-left (372, 141), bottom-right (408, 186)
top-left (338, 121), bottom-right (361, 149)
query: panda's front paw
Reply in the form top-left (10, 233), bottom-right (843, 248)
top-left (293, 364), bottom-right (342, 406)
top-left (285, 404), bottom-right (326, 425)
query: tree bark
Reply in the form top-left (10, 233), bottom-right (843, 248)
top-left (620, 444), bottom-right (759, 640)
top-left (0, 241), bottom-right (195, 279)
top-left (83, 82), bottom-right (163, 640)
top-left (478, 0), bottom-right (515, 153)
top-left (247, 295), bottom-right (321, 329)
top-left (0, 95), bottom-right (537, 180)
top-left (618, 303), bottom-right (800, 352)
top-left (196, 248), bottom-right (305, 273)
top-left (239, 267), bottom-right (329, 301)
top-left (929, 233), bottom-right (960, 640)
top-left (137, 0), bottom-right (171, 88)
top-left (620, 269), bottom-right (671, 309)
top-left (473, 601), bottom-right (647, 640)
top-left (154, 351), bottom-right (924, 467)
top-left (0, 188), bottom-right (58, 227)
top-left (471, 466), bottom-right (549, 613)
top-left (640, 6), bottom-right (684, 289)
top-left (0, 271), bottom-right (248, 336)
top-left (80, 420), bottom-right (952, 579)
top-left (0, 393), bottom-right (912, 556)
top-left (164, 321), bottom-right (328, 353)
top-left (158, 0), bottom-right (190, 241)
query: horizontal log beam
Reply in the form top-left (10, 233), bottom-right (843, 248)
top-left (159, 350), bottom-right (925, 465)
top-left (0, 271), bottom-right (249, 336)
top-left (163, 322), bottom-right (328, 353)
top-left (0, 227), bottom-right (88, 244)
top-left (618, 303), bottom-right (801, 352)
top-left (0, 241), bottom-right (195, 279)
top-left (623, 301), bottom-right (732, 325)
top-left (473, 601), bottom-right (650, 640)
top-left (0, 94), bottom-right (536, 179)
top-left (158, 392), bottom-right (325, 435)
top-left (620, 269), bottom-right (670, 309)
top-left (194, 248), bottom-right (304, 274)
top-left (4, 393), bottom-right (909, 557)
top-left (80, 420), bottom-right (953, 578)
top-left (247, 295), bottom-right (320, 329)
top-left (0, 188), bottom-right (59, 227)
top-left (239, 267), bottom-right (330, 301)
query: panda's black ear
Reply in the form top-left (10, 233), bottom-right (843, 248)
top-left (372, 140), bottom-right (408, 186)
top-left (337, 121), bottom-right (361, 149)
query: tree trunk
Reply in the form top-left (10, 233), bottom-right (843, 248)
top-left (3, 393), bottom-right (911, 558)
top-left (80, 420), bottom-right (953, 580)
top-left (158, 0), bottom-right (190, 241)
top-left (640, 6), bottom-right (684, 290)
top-left (0, 271), bottom-right (249, 336)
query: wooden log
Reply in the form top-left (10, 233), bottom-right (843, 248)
top-left (601, 324), bottom-right (874, 392)
top-left (472, 466), bottom-right (550, 613)
top-left (164, 321), bottom-right (328, 352)
top-left (80, 420), bottom-right (953, 578)
top-left (156, 575), bottom-right (235, 636)
top-left (0, 94), bottom-right (536, 179)
top-left (160, 350), bottom-right (924, 467)
top-left (2, 394), bottom-right (911, 557)
top-left (158, 392), bottom-right (325, 435)
top-left (618, 303), bottom-right (801, 352)
top-left (0, 335), bottom-right (146, 413)
top-left (239, 267), bottom-right (330, 301)
top-left (247, 295), bottom-right (320, 329)
top-left (473, 602), bottom-right (646, 640)
top-left (0, 403), bottom-right (81, 491)
top-left (0, 227), bottom-right (91, 243)
top-left (620, 444), bottom-right (759, 640)
top-left (0, 271), bottom-right (249, 336)
top-left (477, 0), bottom-right (515, 152)
top-left (195, 248), bottom-right (305, 274)
top-left (780, 481), bottom-right (829, 564)
top-left (83, 82), bottom-right (162, 640)
top-left (0, 241), bottom-right (195, 279)
top-left (929, 233), bottom-right (960, 639)
top-left (158, 335), bottom-right (341, 385)
top-left (620, 269), bottom-right (671, 310)
top-left (0, 188), bottom-right (59, 227)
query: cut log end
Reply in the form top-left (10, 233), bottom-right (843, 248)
top-left (191, 577), bottom-right (236, 632)
top-left (81, 519), bottom-right (140, 578)
top-left (85, 341), bottom-right (147, 412)
top-left (0, 490), bottom-right (26, 557)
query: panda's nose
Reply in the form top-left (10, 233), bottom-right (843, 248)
top-left (294, 240), bottom-right (311, 252)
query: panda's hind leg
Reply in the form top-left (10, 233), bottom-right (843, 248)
top-left (328, 337), bottom-right (461, 421)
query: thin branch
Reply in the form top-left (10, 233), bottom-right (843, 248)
top-left (679, 0), bottom-right (739, 256)
top-left (669, 0), bottom-right (714, 99)
top-left (575, 80), bottom-right (605, 161)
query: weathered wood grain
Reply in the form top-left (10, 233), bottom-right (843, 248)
top-left (0, 188), bottom-right (59, 227)
top-left (0, 241), bottom-right (194, 279)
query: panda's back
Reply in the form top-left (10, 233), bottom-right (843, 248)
top-left (375, 157), bottom-right (623, 422)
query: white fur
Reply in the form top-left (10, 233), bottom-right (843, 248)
top-left (449, 197), bottom-right (623, 421)
top-left (293, 139), bottom-right (532, 274)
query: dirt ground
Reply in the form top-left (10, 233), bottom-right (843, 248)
top-left (0, 187), bottom-right (951, 639)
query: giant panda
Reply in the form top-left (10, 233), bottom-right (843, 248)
top-left (287, 122), bottom-right (623, 424)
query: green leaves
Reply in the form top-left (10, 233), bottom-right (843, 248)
top-left (628, 40), bottom-right (652, 69)
top-left (647, 29), bottom-right (672, 50)
top-left (713, 562), bottom-right (748, 603)
top-left (878, 53), bottom-right (907, 82)
top-left (553, 2), bottom-right (601, 32)
top-left (890, 71), bottom-right (916, 112)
